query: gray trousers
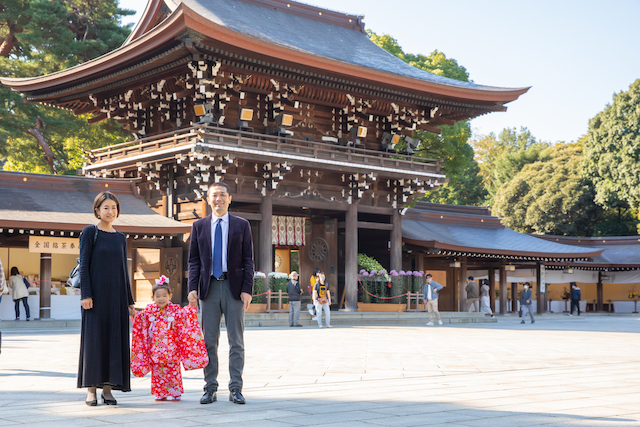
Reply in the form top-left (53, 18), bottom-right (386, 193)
top-left (289, 300), bottom-right (301, 326)
top-left (200, 277), bottom-right (245, 392)
top-left (521, 304), bottom-right (535, 322)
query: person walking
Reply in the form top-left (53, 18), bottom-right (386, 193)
top-left (286, 271), bottom-right (303, 327)
top-left (78, 192), bottom-right (136, 406)
top-left (8, 267), bottom-right (31, 321)
top-left (0, 259), bottom-right (6, 309)
top-left (480, 279), bottom-right (495, 318)
top-left (569, 282), bottom-right (581, 316)
top-left (465, 276), bottom-right (480, 312)
top-left (423, 273), bottom-right (444, 326)
top-left (520, 282), bottom-right (535, 324)
top-left (188, 182), bottom-right (255, 405)
top-left (312, 271), bottom-right (332, 328)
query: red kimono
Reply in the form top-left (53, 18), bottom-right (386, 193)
top-left (131, 303), bottom-right (208, 398)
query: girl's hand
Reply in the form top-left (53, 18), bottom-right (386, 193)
top-left (129, 305), bottom-right (136, 317)
top-left (80, 297), bottom-right (93, 310)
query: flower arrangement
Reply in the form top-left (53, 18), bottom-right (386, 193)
top-left (268, 271), bottom-right (289, 294)
top-left (252, 271), bottom-right (266, 303)
top-left (629, 292), bottom-right (639, 300)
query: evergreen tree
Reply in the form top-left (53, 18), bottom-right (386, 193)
top-left (0, 0), bottom-right (134, 173)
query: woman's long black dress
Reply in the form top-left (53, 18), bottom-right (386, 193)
top-left (77, 225), bottom-right (134, 391)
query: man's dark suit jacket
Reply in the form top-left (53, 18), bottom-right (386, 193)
top-left (188, 213), bottom-right (255, 300)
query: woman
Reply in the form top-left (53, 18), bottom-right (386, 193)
top-left (77, 192), bottom-right (135, 406)
top-left (312, 271), bottom-right (332, 328)
top-left (479, 279), bottom-right (495, 318)
top-left (9, 267), bottom-right (30, 321)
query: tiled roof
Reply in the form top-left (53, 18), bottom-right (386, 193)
top-left (0, 172), bottom-right (192, 234)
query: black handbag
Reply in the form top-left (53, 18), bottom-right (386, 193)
top-left (68, 226), bottom-right (98, 288)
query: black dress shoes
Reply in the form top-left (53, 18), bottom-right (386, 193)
top-left (229, 389), bottom-right (246, 404)
top-left (101, 394), bottom-right (117, 405)
top-left (85, 399), bottom-right (97, 406)
top-left (200, 389), bottom-right (217, 404)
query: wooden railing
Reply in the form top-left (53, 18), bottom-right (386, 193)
top-left (266, 290), bottom-right (289, 313)
top-left (406, 292), bottom-right (428, 312)
top-left (85, 125), bottom-right (443, 176)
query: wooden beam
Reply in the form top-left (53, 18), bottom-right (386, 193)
top-left (337, 221), bottom-right (393, 230)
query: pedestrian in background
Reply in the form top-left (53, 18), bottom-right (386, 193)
top-left (423, 273), bottom-right (444, 326)
top-left (480, 279), bottom-right (495, 318)
top-left (520, 282), bottom-right (535, 324)
top-left (9, 267), bottom-right (30, 321)
top-left (569, 282), bottom-right (581, 316)
top-left (465, 276), bottom-right (480, 312)
top-left (287, 271), bottom-right (303, 327)
top-left (312, 271), bottom-right (332, 328)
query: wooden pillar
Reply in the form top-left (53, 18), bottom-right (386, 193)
top-left (499, 265), bottom-right (507, 315)
top-left (390, 210), bottom-right (402, 273)
top-left (536, 262), bottom-right (545, 315)
top-left (511, 281), bottom-right (518, 313)
top-left (345, 203), bottom-right (358, 311)
top-left (166, 165), bottom-right (175, 219)
top-left (459, 258), bottom-right (467, 312)
top-left (416, 253), bottom-right (425, 275)
top-left (259, 194), bottom-right (273, 274)
top-left (597, 271), bottom-right (604, 312)
top-left (39, 253), bottom-right (52, 319)
top-left (488, 267), bottom-right (496, 314)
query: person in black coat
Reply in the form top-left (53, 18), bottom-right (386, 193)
top-left (77, 192), bottom-right (135, 406)
top-left (569, 282), bottom-right (581, 316)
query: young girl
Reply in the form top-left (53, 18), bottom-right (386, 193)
top-left (131, 276), bottom-right (208, 401)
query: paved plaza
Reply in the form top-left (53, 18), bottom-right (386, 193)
top-left (1, 315), bottom-right (640, 426)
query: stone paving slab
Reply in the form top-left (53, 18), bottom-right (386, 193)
top-left (0, 316), bottom-right (639, 426)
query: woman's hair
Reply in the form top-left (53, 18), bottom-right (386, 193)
top-left (10, 266), bottom-right (19, 276)
top-left (312, 267), bottom-right (320, 276)
top-left (93, 191), bottom-right (121, 219)
top-left (152, 282), bottom-right (171, 297)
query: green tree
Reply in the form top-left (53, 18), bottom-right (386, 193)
top-left (492, 142), bottom-right (637, 236)
top-left (472, 127), bottom-right (549, 204)
top-left (0, 0), bottom-right (134, 173)
top-left (583, 79), bottom-right (640, 211)
top-left (368, 30), bottom-right (484, 205)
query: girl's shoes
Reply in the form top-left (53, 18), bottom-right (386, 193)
top-left (172, 396), bottom-right (181, 401)
top-left (155, 396), bottom-right (167, 401)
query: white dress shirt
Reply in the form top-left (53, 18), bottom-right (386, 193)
top-left (211, 212), bottom-right (229, 274)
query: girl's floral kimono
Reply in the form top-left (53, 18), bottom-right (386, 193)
top-left (131, 302), bottom-right (208, 398)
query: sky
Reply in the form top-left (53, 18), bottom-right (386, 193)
top-left (117, 0), bottom-right (640, 144)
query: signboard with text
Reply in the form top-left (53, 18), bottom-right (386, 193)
top-left (29, 236), bottom-right (79, 254)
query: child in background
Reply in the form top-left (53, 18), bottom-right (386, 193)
top-left (131, 276), bottom-right (208, 401)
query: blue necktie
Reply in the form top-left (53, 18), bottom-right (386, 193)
top-left (213, 218), bottom-right (223, 279)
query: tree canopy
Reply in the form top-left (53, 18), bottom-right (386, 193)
top-left (368, 30), bottom-right (485, 205)
top-left (583, 79), bottom-right (640, 210)
top-left (0, 0), bottom-right (134, 173)
top-left (472, 127), bottom-right (549, 205)
top-left (492, 141), bottom-right (637, 236)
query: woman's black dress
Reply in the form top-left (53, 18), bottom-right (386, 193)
top-left (77, 225), bottom-right (134, 391)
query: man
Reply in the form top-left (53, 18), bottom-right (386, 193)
top-left (465, 276), bottom-right (480, 312)
top-left (569, 282), bottom-right (581, 316)
top-left (286, 271), bottom-right (303, 327)
top-left (188, 182), bottom-right (254, 405)
top-left (520, 282), bottom-right (535, 324)
top-left (423, 273), bottom-right (444, 326)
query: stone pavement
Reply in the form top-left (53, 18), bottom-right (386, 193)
top-left (1, 315), bottom-right (639, 426)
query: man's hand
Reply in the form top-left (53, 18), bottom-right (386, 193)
top-left (188, 290), bottom-right (198, 307)
top-left (240, 292), bottom-right (252, 311)
top-left (80, 297), bottom-right (93, 310)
